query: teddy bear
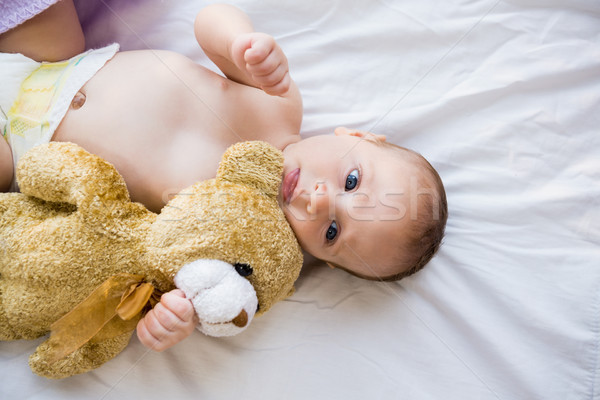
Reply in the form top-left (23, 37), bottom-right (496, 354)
top-left (0, 140), bottom-right (303, 379)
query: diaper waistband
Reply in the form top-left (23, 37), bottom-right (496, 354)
top-left (1, 43), bottom-right (119, 192)
top-left (6, 54), bottom-right (85, 144)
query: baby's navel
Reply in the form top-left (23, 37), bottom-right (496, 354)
top-left (70, 91), bottom-right (86, 110)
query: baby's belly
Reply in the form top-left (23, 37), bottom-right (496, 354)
top-left (53, 50), bottom-right (239, 211)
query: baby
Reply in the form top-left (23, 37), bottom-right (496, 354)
top-left (0, 2), bottom-right (447, 350)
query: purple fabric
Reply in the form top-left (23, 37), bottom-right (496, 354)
top-left (0, 0), bottom-right (58, 34)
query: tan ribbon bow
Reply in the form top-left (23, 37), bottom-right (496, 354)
top-left (46, 273), bottom-right (162, 363)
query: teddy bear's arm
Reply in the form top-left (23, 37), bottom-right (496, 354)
top-left (16, 142), bottom-right (130, 206)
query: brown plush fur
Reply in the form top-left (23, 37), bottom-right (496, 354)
top-left (0, 141), bottom-right (302, 378)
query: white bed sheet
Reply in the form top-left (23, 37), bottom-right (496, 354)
top-left (1, 1), bottom-right (599, 399)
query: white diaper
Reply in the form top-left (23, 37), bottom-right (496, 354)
top-left (0, 43), bottom-right (119, 191)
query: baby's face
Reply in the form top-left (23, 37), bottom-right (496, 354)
top-left (280, 130), bottom-right (420, 279)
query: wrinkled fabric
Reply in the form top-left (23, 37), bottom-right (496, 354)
top-left (1, 0), bottom-right (598, 399)
top-left (0, 0), bottom-right (58, 34)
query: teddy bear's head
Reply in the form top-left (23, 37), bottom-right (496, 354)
top-left (146, 141), bottom-right (303, 326)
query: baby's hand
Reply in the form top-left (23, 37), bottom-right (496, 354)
top-left (231, 32), bottom-right (291, 96)
top-left (136, 289), bottom-right (198, 352)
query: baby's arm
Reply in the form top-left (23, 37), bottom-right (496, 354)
top-left (195, 4), bottom-right (294, 96)
top-left (136, 290), bottom-right (198, 352)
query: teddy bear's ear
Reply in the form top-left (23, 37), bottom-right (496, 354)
top-left (217, 141), bottom-right (284, 197)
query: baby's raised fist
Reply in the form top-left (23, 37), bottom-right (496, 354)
top-left (231, 32), bottom-right (291, 96)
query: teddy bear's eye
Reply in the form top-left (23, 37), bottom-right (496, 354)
top-left (234, 263), bottom-right (253, 277)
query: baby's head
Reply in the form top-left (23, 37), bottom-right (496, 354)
top-left (280, 127), bottom-right (447, 281)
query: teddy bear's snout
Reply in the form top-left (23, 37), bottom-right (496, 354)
top-left (174, 259), bottom-right (259, 336)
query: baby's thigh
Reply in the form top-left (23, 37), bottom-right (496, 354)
top-left (0, 0), bottom-right (84, 62)
top-left (0, 139), bottom-right (14, 191)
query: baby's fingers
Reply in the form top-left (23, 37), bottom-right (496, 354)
top-left (160, 289), bottom-right (196, 323)
top-left (137, 305), bottom-right (176, 352)
top-left (260, 72), bottom-right (291, 96)
top-left (246, 50), bottom-right (285, 79)
top-left (232, 32), bottom-right (291, 96)
top-left (244, 34), bottom-right (277, 65)
top-left (136, 292), bottom-right (197, 352)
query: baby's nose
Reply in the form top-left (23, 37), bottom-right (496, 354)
top-left (306, 182), bottom-right (331, 216)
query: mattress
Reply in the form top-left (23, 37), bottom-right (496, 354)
top-left (1, 1), bottom-right (599, 399)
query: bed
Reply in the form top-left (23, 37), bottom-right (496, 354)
top-left (1, 0), bottom-right (599, 399)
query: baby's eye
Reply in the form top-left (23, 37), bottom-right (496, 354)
top-left (345, 169), bottom-right (359, 191)
top-left (326, 221), bottom-right (338, 242)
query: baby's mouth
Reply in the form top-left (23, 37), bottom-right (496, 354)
top-left (282, 168), bottom-right (300, 204)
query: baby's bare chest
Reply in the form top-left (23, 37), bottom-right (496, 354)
top-left (53, 51), bottom-right (287, 210)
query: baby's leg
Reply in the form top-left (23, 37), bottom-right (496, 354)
top-left (0, 0), bottom-right (84, 62)
top-left (0, 0), bottom-right (84, 191)
top-left (0, 140), bottom-right (12, 191)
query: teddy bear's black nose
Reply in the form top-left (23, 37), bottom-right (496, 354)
top-left (234, 263), bottom-right (253, 277)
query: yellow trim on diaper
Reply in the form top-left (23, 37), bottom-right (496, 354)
top-left (6, 55), bottom-right (84, 141)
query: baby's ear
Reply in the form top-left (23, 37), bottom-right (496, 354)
top-left (334, 126), bottom-right (386, 143)
top-left (217, 141), bottom-right (283, 197)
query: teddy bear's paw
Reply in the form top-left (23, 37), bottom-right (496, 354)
top-left (29, 331), bottom-right (133, 379)
top-left (174, 259), bottom-right (258, 337)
